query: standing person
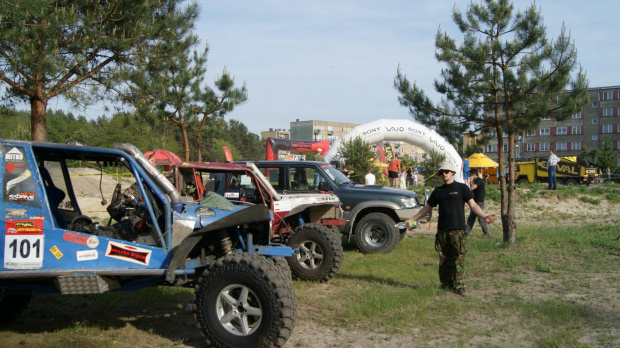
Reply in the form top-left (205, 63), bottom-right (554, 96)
top-left (313, 148), bottom-right (325, 162)
top-left (364, 169), bottom-right (376, 185)
top-left (388, 157), bottom-right (401, 188)
top-left (547, 150), bottom-right (560, 190)
top-left (341, 165), bottom-right (354, 178)
top-left (606, 167), bottom-right (611, 182)
top-left (462, 155), bottom-right (470, 187)
top-left (465, 169), bottom-right (490, 237)
top-left (413, 171), bottom-right (419, 187)
top-left (399, 169), bottom-right (407, 189)
top-left (404, 162), bottom-right (495, 296)
top-left (406, 166), bottom-right (413, 187)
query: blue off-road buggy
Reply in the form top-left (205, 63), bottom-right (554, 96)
top-left (0, 138), bottom-right (297, 347)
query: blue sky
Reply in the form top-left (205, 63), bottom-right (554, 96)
top-left (193, 0), bottom-right (620, 136)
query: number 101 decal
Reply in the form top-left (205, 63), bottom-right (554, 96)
top-left (4, 219), bottom-right (44, 269)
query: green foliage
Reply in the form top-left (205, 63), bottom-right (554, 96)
top-left (580, 196), bottom-right (601, 205)
top-left (394, 0), bottom-right (589, 243)
top-left (340, 136), bottom-right (378, 184)
top-left (421, 150), bottom-right (445, 187)
top-left (0, 0), bottom-right (199, 141)
top-left (597, 137), bottom-right (618, 173)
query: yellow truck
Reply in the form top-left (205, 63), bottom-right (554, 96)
top-left (514, 156), bottom-right (598, 185)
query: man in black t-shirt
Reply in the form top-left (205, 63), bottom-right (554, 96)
top-left (466, 169), bottom-right (490, 237)
top-left (405, 161), bottom-right (495, 296)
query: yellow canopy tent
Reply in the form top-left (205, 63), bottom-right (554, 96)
top-left (468, 153), bottom-right (498, 168)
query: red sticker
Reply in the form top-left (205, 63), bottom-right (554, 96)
top-left (63, 232), bottom-right (88, 245)
top-left (5, 219), bottom-right (43, 235)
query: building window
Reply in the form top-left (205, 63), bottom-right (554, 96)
top-left (487, 144), bottom-right (497, 152)
top-left (540, 127), bottom-right (550, 136)
top-left (542, 116), bottom-right (550, 120)
top-left (571, 142), bottom-right (581, 151)
top-left (503, 144), bottom-right (508, 152)
top-left (556, 142), bottom-right (567, 151)
top-left (572, 113), bottom-right (582, 119)
top-left (592, 135), bottom-right (598, 141)
top-left (526, 143), bottom-right (535, 152)
top-left (557, 127), bottom-right (567, 135)
top-left (540, 143), bottom-right (549, 151)
top-left (602, 124), bottom-right (613, 134)
top-left (603, 108), bottom-right (613, 117)
top-left (526, 130), bottom-right (536, 137)
top-left (593, 118), bottom-right (598, 124)
top-left (572, 126), bottom-right (582, 135)
top-left (487, 130), bottom-right (496, 137)
top-left (592, 102), bottom-right (598, 107)
top-left (601, 91), bottom-right (613, 101)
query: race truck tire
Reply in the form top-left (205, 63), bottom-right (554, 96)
top-left (194, 253), bottom-right (297, 348)
top-left (354, 212), bottom-right (400, 254)
top-left (286, 223), bottom-right (344, 282)
top-left (516, 177), bottom-right (529, 185)
top-left (565, 178), bottom-right (578, 186)
top-left (0, 292), bottom-right (31, 325)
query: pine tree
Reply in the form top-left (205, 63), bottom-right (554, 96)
top-left (0, 0), bottom-right (198, 141)
top-left (394, 0), bottom-right (588, 243)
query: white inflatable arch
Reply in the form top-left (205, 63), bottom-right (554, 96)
top-left (324, 119), bottom-right (463, 183)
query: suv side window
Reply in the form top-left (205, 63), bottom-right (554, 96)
top-left (3, 146), bottom-right (40, 208)
top-left (290, 167), bottom-right (324, 191)
top-left (260, 167), bottom-right (282, 190)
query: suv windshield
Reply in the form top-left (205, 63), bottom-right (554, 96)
top-left (322, 165), bottom-right (351, 185)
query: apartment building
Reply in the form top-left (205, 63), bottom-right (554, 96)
top-left (484, 86), bottom-right (620, 165)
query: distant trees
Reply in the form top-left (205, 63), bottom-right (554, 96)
top-left (394, 0), bottom-right (588, 244)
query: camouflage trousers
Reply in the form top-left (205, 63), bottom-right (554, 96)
top-left (435, 229), bottom-right (467, 290)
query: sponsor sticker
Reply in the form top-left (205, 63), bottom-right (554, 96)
top-left (77, 250), bottom-right (98, 261)
top-left (4, 219), bottom-right (44, 269)
top-left (6, 162), bottom-right (25, 174)
top-left (5, 147), bottom-right (24, 162)
top-left (105, 241), bottom-right (151, 265)
top-left (50, 245), bottom-right (63, 259)
top-left (5, 209), bottom-right (27, 218)
top-left (8, 192), bottom-right (35, 201)
top-left (224, 192), bottom-right (239, 198)
top-left (6, 169), bottom-right (32, 193)
top-left (63, 231), bottom-right (88, 245)
top-left (273, 200), bottom-right (292, 212)
top-left (86, 236), bottom-right (99, 249)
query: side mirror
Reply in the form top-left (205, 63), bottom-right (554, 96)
top-left (318, 181), bottom-right (331, 191)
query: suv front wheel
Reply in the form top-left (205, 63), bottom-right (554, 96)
top-left (354, 212), bottom-right (400, 254)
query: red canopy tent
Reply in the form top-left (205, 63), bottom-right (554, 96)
top-left (143, 149), bottom-right (182, 170)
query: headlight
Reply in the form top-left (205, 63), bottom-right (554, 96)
top-left (401, 197), bottom-right (418, 208)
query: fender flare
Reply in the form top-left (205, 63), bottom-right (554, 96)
top-left (165, 204), bottom-right (271, 283)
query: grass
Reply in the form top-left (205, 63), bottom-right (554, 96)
top-left (2, 223), bottom-right (619, 347)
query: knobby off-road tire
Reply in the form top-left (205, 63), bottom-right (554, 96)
top-left (194, 253), bottom-right (297, 348)
top-left (0, 292), bottom-right (31, 325)
top-left (354, 212), bottom-right (400, 254)
top-left (286, 223), bottom-right (343, 282)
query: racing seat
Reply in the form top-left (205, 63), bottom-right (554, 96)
top-left (39, 165), bottom-right (67, 228)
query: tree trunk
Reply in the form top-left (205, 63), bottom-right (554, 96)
top-left (505, 132), bottom-right (517, 244)
top-left (30, 96), bottom-right (48, 142)
top-left (195, 129), bottom-right (202, 161)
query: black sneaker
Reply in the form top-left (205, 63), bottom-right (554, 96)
top-left (455, 288), bottom-right (466, 297)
